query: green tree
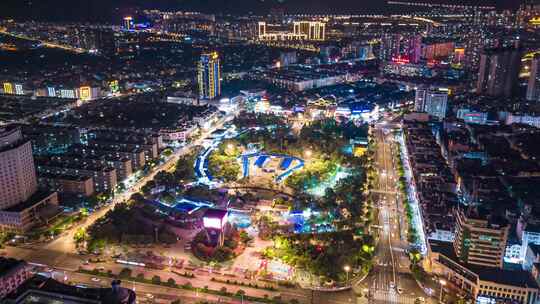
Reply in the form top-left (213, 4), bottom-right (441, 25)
top-left (118, 268), bottom-right (132, 279)
top-left (167, 278), bottom-right (176, 287)
top-left (239, 231), bottom-right (252, 244)
top-left (151, 275), bottom-right (161, 284)
top-left (236, 289), bottom-right (246, 296)
top-left (73, 228), bottom-right (88, 245)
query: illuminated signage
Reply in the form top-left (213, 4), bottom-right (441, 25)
top-left (79, 86), bottom-right (91, 100)
top-left (392, 56), bottom-right (410, 65)
top-left (47, 87), bottom-right (56, 97)
top-left (3, 82), bottom-right (13, 94)
top-left (203, 217), bottom-right (223, 229)
top-left (14, 84), bottom-right (23, 95)
top-left (109, 80), bottom-right (119, 94)
top-left (530, 17), bottom-right (540, 26)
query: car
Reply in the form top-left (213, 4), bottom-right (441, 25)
top-left (146, 293), bottom-right (154, 299)
top-left (91, 277), bottom-right (100, 282)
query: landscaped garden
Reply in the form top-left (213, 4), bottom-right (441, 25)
top-left (81, 112), bottom-right (377, 288)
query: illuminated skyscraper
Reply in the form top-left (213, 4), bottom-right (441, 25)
top-left (0, 127), bottom-right (37, 210)
top-left (380, 34), bottom-right (402, 61)
top-left (408, 35), bottom-right (422, 64)
top-left (198, 52), bottom-right (221, 100)
top-left (527, 54), bottom-right (540, 101)
top-left (293, 21), bottom-right (325, 41)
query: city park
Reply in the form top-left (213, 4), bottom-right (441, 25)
top-left (82, 112), bottom-right (378, 289)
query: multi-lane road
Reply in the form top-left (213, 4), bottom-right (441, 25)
top-left (354, 120), bottom-right (433, 304)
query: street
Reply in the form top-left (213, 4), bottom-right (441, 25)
top-left (354, 119), bottom-right (433, 304)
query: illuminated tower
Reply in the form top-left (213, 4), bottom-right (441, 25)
top-left (293, 21), bottom-right (325, 41)
top-left (527, 54), bottom-right (540, 101)
top-left (198, 52), bottom-right (221, 100)
top-left (123, 16), bottom-right (133, 30)
top-left (408, 35), bottom-right (422, 64)
top-left (0, 127), bottom-right (38, 210)
top-left (258, 22), bottom-right (267, 39)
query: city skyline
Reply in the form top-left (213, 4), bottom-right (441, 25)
top-left (0, 0), bottom-right (522, 22)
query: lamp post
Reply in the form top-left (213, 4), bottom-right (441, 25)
top-left (344, 265), bottom-right (351, 282)
top-left (439, 279), bottom-right (446, 303)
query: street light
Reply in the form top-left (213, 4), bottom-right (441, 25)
top-left (439, 279), bottom-right (446, 303)
top-left (344, 265), bottom-right (351, 282)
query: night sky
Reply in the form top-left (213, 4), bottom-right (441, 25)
top-left (0, 0), bottom-right (521, 23)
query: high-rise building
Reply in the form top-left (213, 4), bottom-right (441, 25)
top-left (197, 52), bottom-right (221, 100)
top-left (258, 22), bottom-right (267, 38)
top-left (453, 208), bottom-right (509, 268)
top-left (0, 127), bottom-right (38, 210)
top-left (0, 126), bottom-right (59, 233)
top-left (380, 34), bottom-right (402, 61)
top-left (408, 35), bottom-right (422, 64)
top-left (527, 54), bottom-right (540, 101)
top-left (476, 47), bottom-right (522, 97)
top-left (293, 21), bottom-right (325, 41)
top-left (414, 87), bottom-right (448, 119)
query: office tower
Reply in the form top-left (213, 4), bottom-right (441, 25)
top-left (0, 127), bottom-right (38, 210)
top-left (415, 87), bottom-right (448, 119)
top-left (453, 208), bottom-right (509, 268)
top-left (293, 21), bottom-right (325, 41)
top-left (408, 35), bottom-right (422, 64)
top-left (527, 54), bottom-right (540, 101)
top-left (476, 47), bottom-right (522, 97)
top-left (198, 52), bottom-right (221, 100)
top-left (123, 16), bottom-right (133, 30)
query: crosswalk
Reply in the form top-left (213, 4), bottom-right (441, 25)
top-left (370, 290), bottom-right (417, 304)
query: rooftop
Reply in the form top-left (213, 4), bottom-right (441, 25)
top-left (203, 208), bottom-right (228, 219)
top-left (2, 190), bottom-right (57, 213)
top-left (0, 257), bottom-right (26, 277)
top-left (430, 240), bottom-right (539, 289)
top-left (5, 275), bottom-right (136, 304)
